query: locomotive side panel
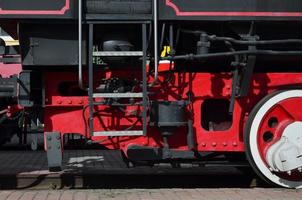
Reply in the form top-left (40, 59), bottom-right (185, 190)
top-left (159, 0), bottom-right (302, 20)
top-left (19, 23), bottom-right (86, 66)
top-left (1, 0), bottom-right (302, 20)
top-left (0, 0), bottom-right (75, 19)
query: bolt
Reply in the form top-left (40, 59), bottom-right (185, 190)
top-left (287, 170), bottom-right (291, 175)
top-left (47, 136), bottom-right (52, 141)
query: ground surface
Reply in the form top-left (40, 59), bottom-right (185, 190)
top-left (0, 189), bottom-right (302, 200)
top-left (0, 150), bottom-right (301, 199)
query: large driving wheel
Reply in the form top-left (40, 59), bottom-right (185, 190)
top-left (245, 89), bottom-right (302, 188)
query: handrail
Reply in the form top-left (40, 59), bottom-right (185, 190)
top-left (149, 0), bottom-right (158, 87)
top-left (78, 0), bottom-right (86, 90)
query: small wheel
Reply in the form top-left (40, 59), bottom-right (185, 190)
top-left (244, 89), bottom-right (302, 188)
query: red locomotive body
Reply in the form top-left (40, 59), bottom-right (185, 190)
top-left (1, 0), bottom-right (302, 188)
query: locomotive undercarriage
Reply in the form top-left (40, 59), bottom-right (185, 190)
top-left (1, 0), bottom-right (302, 188)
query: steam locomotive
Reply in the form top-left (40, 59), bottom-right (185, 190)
top-left (1, 0), bottom-right (302, 188)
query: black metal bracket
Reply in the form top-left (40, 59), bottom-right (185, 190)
top-left (228, 35), bottom-right (257, 114)
top-left (0, 56), bottom-right (21, 64)
top-left (127, 145), bottom-right (196, 161)
top-left (0, 38), bottom-right (21, 64)
top-left (45, 132), bottom-right (63, 172)
top-left (237, 36), bottom-right (257, 97)
top-left (0, 76), bottom-right (18, 98)
top-left (18, 71), bottom-right (34, 107)
top-left (0, 72), bottom-right (30, 106)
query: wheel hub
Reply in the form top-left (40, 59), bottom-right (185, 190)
top-left (266, 122), bottom-right (302, 174)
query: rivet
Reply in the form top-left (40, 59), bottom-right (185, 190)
top-left (78, 99), bottom-right (83, 104)
top-left (223, 142), bottom-right (227, 146)
top-left (57, 100), bottom-right (62, 104)
top-left (67, 99), bottom-right (72, 104)
top-left (212, 142), bottom-right (217, 147)
top-left (232, 142), bottom-right (238, 147)
top-left (47, 136), bottom-right (52, 141)
top-left (201, 142), bottom-right (206, 147)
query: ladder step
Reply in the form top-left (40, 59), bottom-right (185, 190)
top-left (93, 130), bottom-right (143, 136)
top-left (93, 51), bottom-right (143, 57)
top-left (93, 93), bottom-right (143, 98)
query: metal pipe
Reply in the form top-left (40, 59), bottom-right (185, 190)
top-left (149, 0), bottom-right (158, 87)
top-left (187, 119), bottom-right (195, 150)
top-left (78, 0), bottom-right (86, 90)
top-left (209, 36), bottom-right (302, 45)
top-left (169, 24), bottom-right (173, 50)
top-left (162, 50), bottom-right (302, 61)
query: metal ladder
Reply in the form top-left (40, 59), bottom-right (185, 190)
top-left (87, 22), bottom-right (148, 137)
top-left (78, 0), bottom-right (158, 137)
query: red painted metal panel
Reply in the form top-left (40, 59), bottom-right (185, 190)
top-left (0, 62), bottom-right (21, 77)
top-left (43, 71), bottom-right (302, 152)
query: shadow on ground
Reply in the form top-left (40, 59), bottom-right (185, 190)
top-left (0, 149), bottom-right (269, 189)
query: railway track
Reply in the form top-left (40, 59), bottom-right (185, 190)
top-left (1, 149), bottom-right (301, 200)
top-left (0, 149), bottom-right (259, 190)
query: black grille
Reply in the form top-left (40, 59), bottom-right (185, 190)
top-left (86, 0), bottom-right (152, 14)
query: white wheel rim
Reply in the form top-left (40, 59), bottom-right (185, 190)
top-left (249, 90), bottom-right (302, 188)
